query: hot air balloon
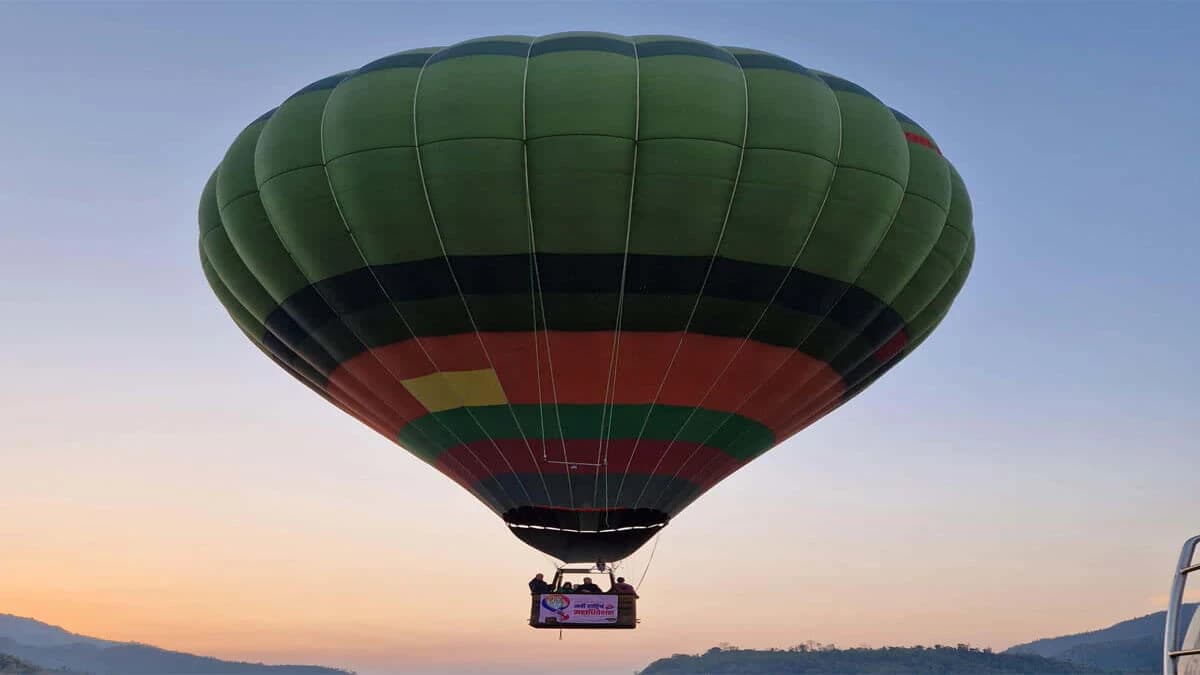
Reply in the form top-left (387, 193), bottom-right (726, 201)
top-left (199, 33), bottom-right (975, 572)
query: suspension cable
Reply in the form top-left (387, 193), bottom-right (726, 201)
top-left (636, 531), bottom-right (662, 590)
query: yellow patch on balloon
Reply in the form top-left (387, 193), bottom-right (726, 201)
top-left (401, 368), bottom-right (508, 413)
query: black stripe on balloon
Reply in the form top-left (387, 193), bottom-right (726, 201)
top-left (261, 254), bottom-right (908, 376)
top-left (506, 519), bottom-right (663, 563)
top-left (504, 505), bottom-right (670, 530)
top-left (260, 331), bottom-right (335, 385)
top-left (274, 255), bottom-right (903, 337)
top-left (487, 474), bottom-right (696, 516)
top-left (847, 349), bottom-right (905, 399)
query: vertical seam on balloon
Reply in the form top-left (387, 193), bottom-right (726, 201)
top-left (593, 35), bottom-right (641, 527)
top-left (203, 250), bottom-right (350, 418)
top-left (797, 231), bottom-right (973, 435)
top-left (202, 216), bottom-right (382, 422)
top-left (519, 54), bottom-right (576, 514)
top-left (523, 40), bottom-right (547, 461)
top-left (202, 215), bottom-right (440, 484)
top-left (211, 266), bottom-right (436, 487)
top-left (212, 185), bottom-right (504, 508)
top-left (519, 36), bottom-right (561, 509)
top-left (791, 216), bottom-right (973, 442)
top-left (663, 105), bottom-right (916, 505)
top-left (392, 48), bottom-right (527, 510)
top-left (202, 241), bottom-right (417, 464)
top-left (736, 151), bottom-right (950, 456)
top-left (613, 44), bottom-right (751, 508)
top-left (309, 70), bottom-right (496, 507)
top-left (201, 231), bottom-right (327, 383)
top-left (313, 54), bottom-right (508, 512)
top-left (666, 151), bottom-right (967, 513)
top-left (411, 44), bottom-right (538, 507)
top-left (202, 222), bottom-right (315, 363)
top-left (200, 251), bottom-right (366, 429)
top-left (248, 123), bottom-right (517, 509)
top-left (721, 156), bottom-right (960, 462)
top-left (713, 240), bottom-right (973, 509)
top-left (639, 73), bottom-right (847, 513)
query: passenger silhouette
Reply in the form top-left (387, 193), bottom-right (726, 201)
top-left (576, 577), bottom-right (602, 593)
top-left (528, 573), bottom-right (552, 594)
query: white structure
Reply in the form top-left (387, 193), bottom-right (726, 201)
top-left (1165, 535), bottom-right (1200, 675)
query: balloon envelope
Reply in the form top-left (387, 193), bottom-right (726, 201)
top-left (199, 33), bottom-right (975, 562)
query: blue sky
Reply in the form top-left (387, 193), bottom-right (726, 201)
top-left (2, 2), bottom-right (1198, 673)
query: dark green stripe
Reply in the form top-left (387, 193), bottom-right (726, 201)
top-left (891, 108), bottom-right (918, 126)
top-left (396, 404), bottom-right (775, 462)
top-left (530, 35), bottom-right (634, 58)
top-left (356, 50), bottom-right (438, 74)
top-left (250, 108), bottom-right (276, 124)
top-left (732, 52), bottom-right (814, 77)
top-left (817, 73), bottom-right (880, 101)
top-left (637, 40), bottom-right (738, 65)
top-left (426, 39), bottom-right (530, 65)
top-left (287, 71), bottom-right (354, 99)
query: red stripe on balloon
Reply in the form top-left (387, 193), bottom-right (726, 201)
top-left (329, 332), bottom-right (843, 435)
top-left (904, 131), bottom-right (942, 155)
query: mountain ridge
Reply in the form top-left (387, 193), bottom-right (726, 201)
top-left (0, 616), bottom-right (114, 650)
top-left (641, 605), bottom-right (1193, 674)
top-left (0, 615), bottom-right (349, 675)
top-left (1005, 605), bottom-right (1196, 658)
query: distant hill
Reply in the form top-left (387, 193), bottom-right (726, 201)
top-left (0, 614), bottom-right (349, 675)
top-left (642, 605), bottom-right (1199, 674)
top-left (0, 617), bottom-right (113, 650)
top-left (1004, 604), bottom-right (1198, 673)
top-left (1006, 605), bottom-right (1195, 658)
top-left (638, 644), bottom-right (1104, 674)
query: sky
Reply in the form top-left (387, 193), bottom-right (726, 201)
top-left (1, 1), bottom-right (1198, 674)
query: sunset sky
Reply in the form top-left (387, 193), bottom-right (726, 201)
top-left (2, 2), bottom-right (1199, 674)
